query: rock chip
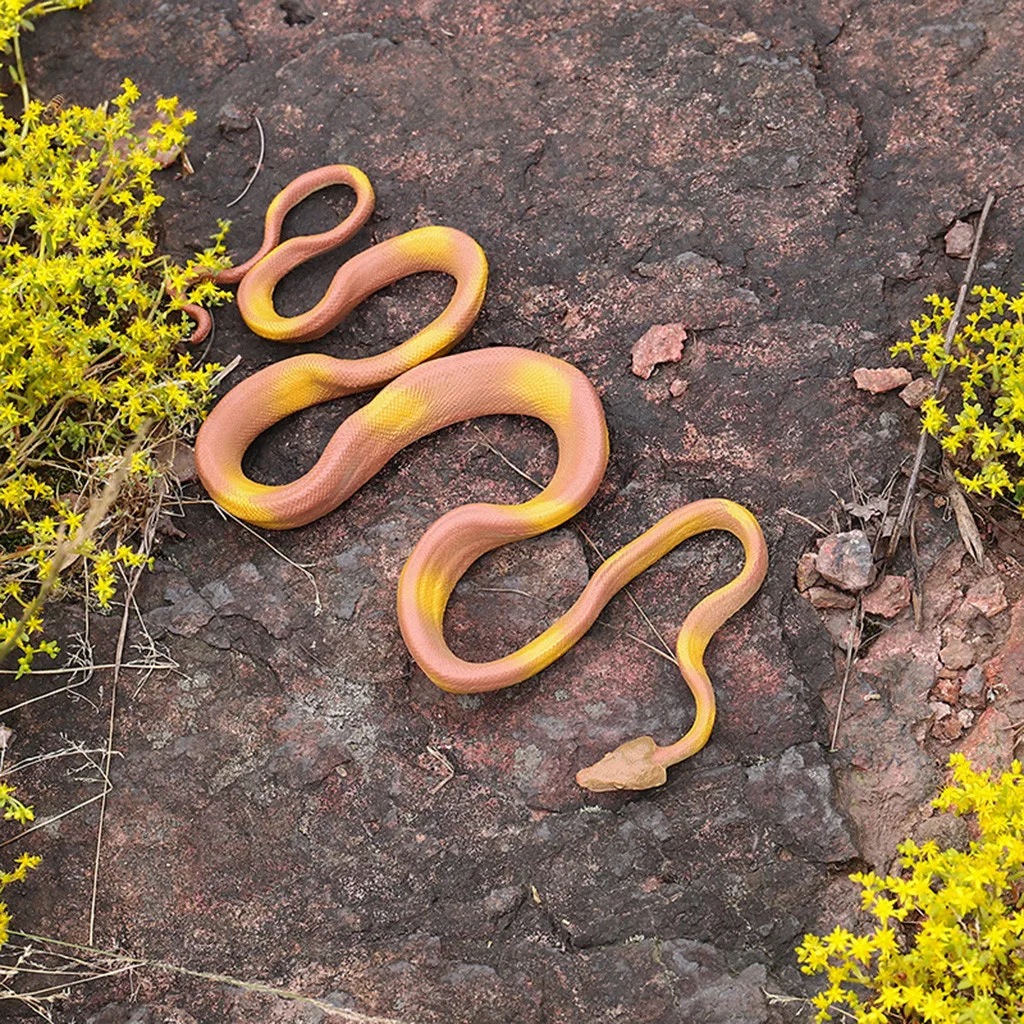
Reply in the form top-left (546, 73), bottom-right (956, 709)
top-left (806, 586), bottom-right (857, 610)
top-left (939, 639), bottom-right (976, 671)
top-left (930, 677), bottom-right (961, 704)
top-left (899, 377), bottom-right (934, 408)
top-left (815, 530), bottom-right (874, 591)
top-left (965, 575), bottom-right (1008, 618)
top-left (958, 707), bottom-right (1013, 773)
top-left (862, 575), bottom-right (911, 618)
top-left (931, 710), bottom-right (963, 741)
top-left (945, 220), bottom-right (974, 258)
top-left (631, 323), bottom-right (686, 378)
top-left (795, 551), bottom-right (821, 592)
top-left (668, 377), bottom-right (688, 398)
top-left (960, 665), bottom-right (988, 709)
top-left (852, 367), bottom-right (912, 393)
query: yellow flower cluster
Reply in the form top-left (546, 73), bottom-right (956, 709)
top-left (0, 78), bottom-right (230, 674)
top-left (797, 755), bottom-right (1024, 1022)
top-left (0, 782), bottom-right (39, 950)
top-left (891, 288), bottom-right (1024, 510)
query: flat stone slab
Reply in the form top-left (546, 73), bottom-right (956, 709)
top-left (10, 1), bottom-right (1024, 1022)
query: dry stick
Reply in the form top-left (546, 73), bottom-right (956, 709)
top-left (829, 600), bottom-right (863, 752)
top-left (0, 440), bottom-right (141, 669)
top-left (188, 498), bottom-right (322, 615)
top-left (471, 427), bottom-right (676, 660)
top-left (9, 933), bottom-right (419, 1024)
top-left (886, 193), bottom-right (996, 562)
top-left (475, 585), bottom-right (678, 664)
top-left (225, 114), bottom-right (266, 209)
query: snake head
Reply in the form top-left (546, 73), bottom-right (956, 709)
top-left (575, 736), bottom-right (668, 793)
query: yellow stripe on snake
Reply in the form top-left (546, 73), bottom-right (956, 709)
top-left (192, 165), bottom-right (769, 793)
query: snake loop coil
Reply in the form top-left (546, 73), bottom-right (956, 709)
top-left (192, 165), bottom-right (769, 792)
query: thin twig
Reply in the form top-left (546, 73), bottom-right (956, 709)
top-left (829, 601), bottom-right (863, 752)
top-left (190, 499), bottom-right (322, 615)
top-left (9, 933), bottom-right (419, 1024)
top-left (225, 114), bottom-right (265, 208)
top-left (886, 193), bottom-right (996, 560)
top-left (471, 426), bottom-right (675, 659)
top-left (778, 507), bottom-right (830, 535)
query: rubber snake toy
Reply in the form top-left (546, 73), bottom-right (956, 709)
top-left (191, 165), bottom-right (769, 793)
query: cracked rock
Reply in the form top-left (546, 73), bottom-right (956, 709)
top-left (660, 939), bottom-right (770, 1024)
top-left (744, 744), bottom-right (857, 862)
top-left (862, 575), bottom-right (911, 618)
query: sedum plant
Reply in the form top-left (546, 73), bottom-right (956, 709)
top-left (892, 287), bottom-right (1024, 511)
top-left (0, 782), bottom-right (37, 948)
top-left (797, 754), bottom-right (1024, 1023)
top-left (0, 79), bottom-right (231, 674)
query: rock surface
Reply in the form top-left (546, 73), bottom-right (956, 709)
top-left (10, 1), bottom-right (1024, 1022)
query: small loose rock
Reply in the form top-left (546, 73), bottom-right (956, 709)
top-left (631, 323), bottom-right (687, 379)
top-left (815, 530), bottom-right (874, 591)
top-left (806, 586), bottom-right (857, 610)
top-left (795, 551), bottom-right (820, 593)
top-left (945, 220), bottom-right (974, 258)
top-left (218, 100), bottom-right (254, 132)
top-left (930, 677), bottom-right (961, 704)
top-left (899, 377), bottom-right (934, 409)
top-left (965, 575), bottom-right (1008, 618)
top-left (932, 714), bottom-right (964, 742)
top-left (669, 378), bottom-right (688, 398)
top-left (960, 665), bottom-right (987, 709)
top-left (862, 575), bottom-right (910, 618)
top-left (939, 638), bottom-right (975, 671)
top-left (852, 367), bottom-right (912, 394)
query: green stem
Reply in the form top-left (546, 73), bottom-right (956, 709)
top-left (12, 32), bottom-right (30, 138)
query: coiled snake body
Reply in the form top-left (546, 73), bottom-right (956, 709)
top-left (193, 165), bottom-right (769, 792)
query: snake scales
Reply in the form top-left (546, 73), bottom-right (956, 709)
top-left (191, 165), bottom-right (769, 792)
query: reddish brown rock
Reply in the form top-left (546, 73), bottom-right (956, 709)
top-left (930, 677), bottom-right (961, 704)
top-left (983, 596), bottom-right (1024, 696)
top-left (816, 530), bottom-right (875, 592)
top-left (853, 367), bottom-right (912, 393)
top-left (899, 377), bottom-right (934, 408)
top-left (931, 706), bottom-right (964, 742)
top-left (795, 552), bottom-right (821, 593)
top-left (806, 585), bottom-right (856, 606)
top-left (960, 666), bottom-right (988, 710)
top-left (957, 707), bottom-right (1013, 774)
top-left (965, 575), bottom-right (1009, 618)
top-left (945, 220), bottom-right (974, 258)
top-left (862, 575), bottom-right (911, 618)
top-left (806, 586), bottom-right (857, 610)
top-left (631, 323), bottom-right (687, 379)
top-left (668, 378), bottom-right (688, 398)
top-left (939, 638), bottom-right (976, 670)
